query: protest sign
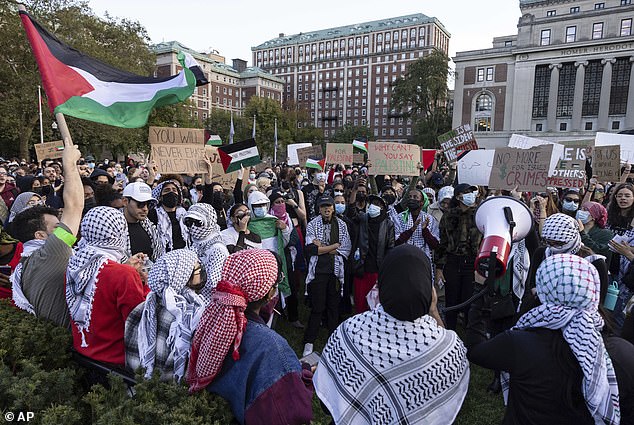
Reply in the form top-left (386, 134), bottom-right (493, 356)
top-left (547, 144), bottom-right (587, 189)
top-left (458, 150), bottom-right (494, 186)
top-left (507, 134), bottom-right (564, 177)
top-left (353, 153), bottom-right (365, 164)
top-left (593, 145), bottom-right (621, 182)
top-left (595, 132), bottom-right (634, 164)
top-left (325, 144), bottom-right (353, 166)
top-left (421, 149), bottom-right (437, 170)
top-left (34, 141), bottom-right (64, 162)
top-left (287, 143), bottom-right (312, 165)
top-left (488, 145), bottom-right (554, 191)
top-left (297, 145), bottom-right (324, 167)
top-left (437, 124), bottom-right (478, 162)
top-left (367, 142), bottom-right (419, 176)
top-left (149, 126), bottom-right (207, 174)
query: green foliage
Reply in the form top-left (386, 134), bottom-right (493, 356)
top-left (328, 123), bottom-right (374, 144)
top-left (390, 49), bottom-right (453, 148)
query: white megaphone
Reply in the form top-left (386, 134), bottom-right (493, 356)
top-left (474, 196), bottom-right (533, 278)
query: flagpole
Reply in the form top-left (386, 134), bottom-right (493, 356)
top-left (252, 115), bottom-right (256, 139)
top-left (273, 118), bottom-right (278, 165)
top-left (38, 85), bottom-right (44, 144)
top-left (54, 112), bottom-right (74, 147)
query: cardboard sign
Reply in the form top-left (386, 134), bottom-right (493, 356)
top-left (353, 153), bottom-right (365, 164)
top-left (593, 145), bottom-right (621, 182)
top-left (367, 142), bottom-right (419, 176)
top-left (507, 134), bottom-right (564, 177)
top-left (458, 150), bottom-right (494, 186)
top-left (149, 126), bottom-right (207, 174)
top-left (325, 144), bottom-right (353, 166)
top-left (297, 145), bottom-right (324, 167)
top-left (287, 143), bottom-right (313, 165)
top-left (488, 145), bottom-right (554, 191)
top-left (595, 132), bottom-right (634, 164)
top-left (148, 126), bottom-right (206, 145)
top-left (204, 146), bottom-right (247, 189)
top-left (34, 141), bottom-right (64, 162)
top-left (437, 124), bottom-right (478, 162)
top-left (548, 144), bottom-right (587, 189)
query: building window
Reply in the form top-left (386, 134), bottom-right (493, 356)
top-left (585, 122), bottom-right (593, 130)
top-left (532, 65), bottom-right (551, 118)
top-left (547, 10), bottom-right (556, 16)
top-left (621, 18), bottom-right (633, 36)
top-left (566, 26), bottom-right (577, 43)
top-left (594, 2), bottom-right (605, 9)
top-left (474, 93), bottom-right (493, 132)
top-left (557, 63), bottom-right (576, 117)
top-left (560, 123), bottom-right (567, 131)
top-left (477, 68), bottom-right (485, 82)
top-left (570, 6), bottom-right (580, 13)
top-left (622, 0), bottom-right (632, 5)
top-left (593, 23), bottom-right (604, 39)
top-left (536, 123), bottom-right (543, 131)
top-left (613, 121), bottom-right (621, 130)
top-left (609, 58), bottom-right (632, 115)
top-left (541, 29), bottom-right (551, 46)
top-left (582, 60), bottom-right (603, 116)
top-left (486, 67), bottom-right (494, 81)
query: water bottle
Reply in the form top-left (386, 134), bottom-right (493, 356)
top-left (604, 281), bottom-right (619, 311)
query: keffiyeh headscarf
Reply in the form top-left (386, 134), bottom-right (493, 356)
top-left (184, 203), bottom-right (229, 302)
top-left (503, 254), bottom-right (620, 425)
top-left (152, 180), bottom-right (188, 251)
top-left (7, 192), bottom-right (41, 223)
top-left (541, 213), bottom-right (581, 257)
top-left (137, 249), bottom-right (205, 382)
top-left (582, 201), bottom-right (608, 229)
top-left (187, 249), bottom-right (278, 392)
top-left (66, 207), bottom-right (130, 347)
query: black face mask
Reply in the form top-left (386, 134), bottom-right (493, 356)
top-left (32, 186), bottom-right (42, 195)
top-left (406, 199), bottom-right (421, 211)
top-left (195, 184), bottom-right (204, 191)
top-left (161, 192), bottom-right (179, 208)
top-left (84, 197), bottom-right (96, 209)
top-left (383, 194), bottom-right (396, 205)
top-left (211, 191), bottom-right (225, 209)
top-left (356, 192), bottom-right (367, 203)
top-left (40, 185), bottom-right (53, 196)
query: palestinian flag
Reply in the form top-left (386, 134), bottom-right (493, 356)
top-left (352, 138), bottom-right (368, 153)
top-left (19, 9), bottom-right (208, 128)
top-left (306, 158), bottom-right (326, 170)
top-left (205, 132), bottom-right (222, 146)
top-left (218, 138), bottom-right (261, 173)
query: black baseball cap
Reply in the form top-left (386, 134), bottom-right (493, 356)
top-left (317, 195), bottom-right (335, 207)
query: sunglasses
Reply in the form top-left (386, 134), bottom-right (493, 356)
top-left (595, 188), bottom-right (605, 193)
top-left (563, 198), bottom-right (579, 203)
top-left (234, 211), bottom-right (251, 220)
top-left (133, 199), bottom-right (150, 208)
top-left (184, 217), bottom-right (203, 227)
top-left (544, 239), bottom-right (566, 248)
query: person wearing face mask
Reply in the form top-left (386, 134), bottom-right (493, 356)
top-left (302, 172), bottom-right (332, 221)
top-left (428, 186), bottom-right (454, 224)
top-left (394, 189), bottom-right (438, 266)
top-left (148, 178), bottom-right (188, 252)
top-left (189, 176), bottom-right (204, 204)
top-left (346, 177), bottom-right (369, 219)
top-left (435, 183), bottom-right (483, 330)
top-left (559, 188), bottom-right (581, 218)
top-left (352, 195), bottom-right (395, 313)
top-left (578, 202), bottom-right (614, 263)
top-left (222, 203), bottom-right (262, 252)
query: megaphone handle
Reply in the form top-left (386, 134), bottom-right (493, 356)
top-left (485, 250), bottom-right (499, 295)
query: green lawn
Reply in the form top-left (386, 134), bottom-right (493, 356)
top-left (275, 302), bottom-right (505, 425)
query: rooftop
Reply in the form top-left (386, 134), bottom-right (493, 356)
top-left (251, 13), bottom-right (450, 50)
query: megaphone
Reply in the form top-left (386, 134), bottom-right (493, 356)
top-left (474, 196), bottom-right (533, 278)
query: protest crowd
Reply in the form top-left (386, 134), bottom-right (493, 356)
top-left (0, 137), bottom-right (632, 425)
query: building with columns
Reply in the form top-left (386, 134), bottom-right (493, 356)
top-left (252, 14), bottom-right (450, 142)
top-left (153, 41), bottom-right (284, 121)
top-left (453, 0), bottom-right (634, 148)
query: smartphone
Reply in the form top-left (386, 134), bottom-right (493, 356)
top-left (299, 351), bottom-right (321, 368)
top-left (0, 266), bottom-right (12, 276)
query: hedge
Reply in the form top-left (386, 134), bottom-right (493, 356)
top-left (0, 300), bottom-right (234, 425)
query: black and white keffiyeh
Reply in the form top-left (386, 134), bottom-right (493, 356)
top-left (184, 203), bottom-right (229, 303)
top-left (305, 215), bottom-right (351, 290)
top-left (152, 181), bottom-right (188, 251)
top-left (66, 207), bottom-right (130, 347)
top-left (510, 239), bottom-right (529, 308)
top-left (502, 254), bottom-right (620, 425)
top-left (137, 249), bottom-right (205, 382)
top-left (314, 305), bottom-right (470, 425)
top-left (541, 213), bottom-right (581, 257)
top-left (139, 218), bottom-right (164, 262)
top-left (11, 239), bottom-right (45, 314)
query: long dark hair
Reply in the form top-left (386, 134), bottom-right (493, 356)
top-left (606, 182), bottom-right (634, 231)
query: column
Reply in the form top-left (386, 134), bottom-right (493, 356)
top-left (598, 58), bottom-right (616, 131)
top-left (625, 56), bottom-right (634, 129)
top-left (547, 63), bottom-right (562, 131)
top-left (571, 61), bottom-right (587, 131)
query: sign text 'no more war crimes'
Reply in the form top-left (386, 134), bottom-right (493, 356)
top-left (438, 124), bottom-right (478, 163)
top-left (489, 145), bottom-right (554, 192)
top-left (149, 126), bottom-right (207, 174)
top-left (368, 142), bottom-right (419, 176)
top-left (325, 143), bottom-right (354, 166)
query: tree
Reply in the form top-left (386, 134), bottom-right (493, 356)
top-left (390, 49), bottom-right (453, 148)
top-left (329, 123), bottom-right (374, 144)
top-left (0, 0), bottom-right (192, 160)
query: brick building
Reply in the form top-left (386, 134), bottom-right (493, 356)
top-left (251, 14), bottom-right (450, 142)
top-left (453, 0), bottom-right (634, 148)
top-left (153, 41), bottom-right (284, 121)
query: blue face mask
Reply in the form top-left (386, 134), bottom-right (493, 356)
top-left (367, 204), bottom-right (382, 218)
top-left (253, 206), bottom-right (268, 218)
top-left (461, 192), bottom-right (477, 207)
top-left (562, 200), bottom-right (579, 212)
top-left (576, 210), bottom-right (592, 224)
top-left (335, 203), bottom-right (346, 215)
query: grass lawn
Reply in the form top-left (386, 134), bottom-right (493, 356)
top-left (275, 300), bottom-right (505, 425)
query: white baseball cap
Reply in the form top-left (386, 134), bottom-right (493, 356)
top-left (122, 181), bottom-right (156, 203)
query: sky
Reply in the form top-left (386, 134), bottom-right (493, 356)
top-left (87, 0), bottom-right (521, 66)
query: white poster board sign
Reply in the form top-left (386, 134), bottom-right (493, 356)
top-left (458, 150), bottom-right (494, 186)
top-left (508, 134), bottom-right (564, 177)
top-left (286, 143), bottom-right (312, 166)
top-left (595, 132), bottom-right (634, 164)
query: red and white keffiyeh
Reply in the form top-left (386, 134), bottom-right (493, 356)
top-left (187, 249), bottom-right (278, 392)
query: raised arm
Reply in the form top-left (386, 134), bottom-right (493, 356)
top-left (59, 126), bottom-right (83, 236)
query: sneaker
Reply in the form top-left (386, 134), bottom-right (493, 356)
top-left (302, 343), bottom-right (314, 357)
top-left (290, 320), bottom-right (305, 329)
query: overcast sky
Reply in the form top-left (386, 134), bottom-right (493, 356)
top-left (88, 0), bottom-right (521, 65)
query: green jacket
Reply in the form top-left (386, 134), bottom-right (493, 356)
top-left (435, 206), bottom-right (482, 268)
top-left (581, 225), bottom-right (614, 265)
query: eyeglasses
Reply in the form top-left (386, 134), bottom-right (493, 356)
top-left (132, 199), bottom-right (149, 208)
top-left (0, 172), bottom-right (7, 176)
top-left (184, 217), bottom-right (203, 227)
top-left (563, 198), bottom-right (579, 203)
